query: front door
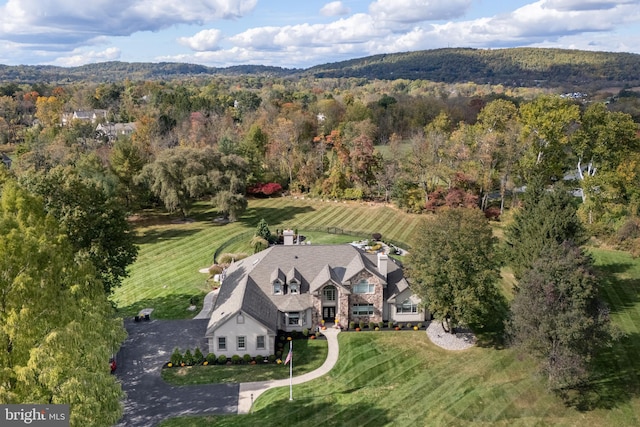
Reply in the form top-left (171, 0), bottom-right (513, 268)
top-left (323, 306), bottom-right (335, 323)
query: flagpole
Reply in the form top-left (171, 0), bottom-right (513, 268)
top-left (289, 340), bottom-right (293, 400)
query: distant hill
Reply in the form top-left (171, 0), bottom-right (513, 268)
top-left (0, 62), bottom-right (296, 84)
top-left (1, 48), bottom-right (639, 90)
top-left (304, 48), bottom-right (640, 90)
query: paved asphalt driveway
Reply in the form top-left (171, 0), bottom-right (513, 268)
top-left (114, 318), bottom-right (238, 427)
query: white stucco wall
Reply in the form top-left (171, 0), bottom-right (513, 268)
top-left (209, 312), bottom-right (275, 357)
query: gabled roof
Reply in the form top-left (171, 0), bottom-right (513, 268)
top-left (207, 244), bottom-right (407, 336)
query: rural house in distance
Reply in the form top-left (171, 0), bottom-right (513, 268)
top-left (206, 232), bottom-right (427, 356)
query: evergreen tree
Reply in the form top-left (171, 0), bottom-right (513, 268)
top-left (508, 243), bottom-right (614, 392)
top-left (505, 179), bottom-right (587, 279)
top-left (255, 218), bottom-right (272, 242)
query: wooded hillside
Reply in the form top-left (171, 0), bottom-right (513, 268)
top-left (1, 48), bottom-right (639, 90)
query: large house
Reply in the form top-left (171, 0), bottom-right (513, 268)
top-left (205, 235), bottom-right (427, 356)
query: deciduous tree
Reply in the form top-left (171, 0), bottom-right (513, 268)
top-left (0, 179), bottom-right (126, 426)
top-left (406, 207), bottom-right (502, 333)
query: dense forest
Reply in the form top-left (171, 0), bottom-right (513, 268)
top-left (2, 48), bottom-right (640, 90)
top-left (1, 47), bottom-right (640, 248)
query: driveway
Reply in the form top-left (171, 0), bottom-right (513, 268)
top-left (114, 318), bottom-right (238, 427)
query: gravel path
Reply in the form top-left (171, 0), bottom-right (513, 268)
top-left (426, 321), bottom-right (476, 350)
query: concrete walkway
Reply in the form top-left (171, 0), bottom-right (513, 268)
top-left (193, 289), bottom-right (218, 319)
top-left (236, 327), bottom-right (341, 414)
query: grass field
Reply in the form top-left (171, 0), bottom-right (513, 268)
top-left (116, 198), bottom-right (640, 426)
top-left (111, 197), bottom-right (419, 318)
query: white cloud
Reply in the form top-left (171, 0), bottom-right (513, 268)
top-left (178, 29), bottom-right (223, 51)
top-left (51, 47), bottom-right (122, 67)
top-left (369, 0), bottom-right (473, 23)
top-left (0, 0), bottom-right (257, 45)
top-left (541, 0), bottom-right (638, 12)
top-left (160, 0), bottom-right (640, 68)
top-left (320, 1), bottom-right (350, 17)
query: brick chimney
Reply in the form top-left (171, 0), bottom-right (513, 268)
top-left (377, 252), bottom-right (388, 279)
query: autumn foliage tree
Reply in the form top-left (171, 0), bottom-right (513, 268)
top-left (0, 177), bottom-right (126, 426)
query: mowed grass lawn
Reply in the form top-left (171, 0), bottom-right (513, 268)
top-left (116, 198), bottom-right (640, 426)
top-left (111, 197), bottom-right (419, 318)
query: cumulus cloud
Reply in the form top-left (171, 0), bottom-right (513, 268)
top-left (0, 0), bottom-right (256, 46)
top-left (369, 0), bottom-right (473, 23)
top-left (320, 1), bottom-right (350, 17)
top-left (51, 47), bottom-right (122, 67)
top-left (178, 29), bottom-right (223, 51)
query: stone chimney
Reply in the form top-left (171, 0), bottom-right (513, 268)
top-left (377, 252), bottom-right (388, 279)
top-left (283, 229), bottom-right (295, 246)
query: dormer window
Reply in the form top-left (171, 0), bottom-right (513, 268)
top-left (290, 282), bottom-right (299, 294)
top-left (273, 282), bottom-right (282, 295)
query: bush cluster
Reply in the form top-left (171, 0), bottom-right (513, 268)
top-left (166, 347), bottom-right (277, 367)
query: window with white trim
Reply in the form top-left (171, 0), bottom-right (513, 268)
top-left (353, 279), bottom-right (374, 294)
top-left (237, 336), bottom-right (246, 351)
top-left (289, 282), bottom-right (299, 294)
top-left (217, 336), bottom-right (226, 351)
top-left (257, 335), bottom-right (265, 350)
top-left (323, 286), bottom-right (336, 301)
top-left (352, 303), bottom-right (374, 315)
top-left (273, 282), bottom-right (282, 295)
top-left (396, 299), bottom-right (418, 314)
top-left (288, 312), bottom-right (300, 325)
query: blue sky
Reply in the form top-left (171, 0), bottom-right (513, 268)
top-left (0, 0), bottom-right (638, 68)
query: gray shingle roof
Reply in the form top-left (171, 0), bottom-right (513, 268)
top-left (207, 244), bottom-right (407, 335)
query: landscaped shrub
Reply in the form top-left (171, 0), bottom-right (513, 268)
top-left (231, 355), bottom-right (242, 365)
top-left (387, 321), bottom-right (394, 328)
top-left (417, 322), bottom-right (423, 329)
top-left (208, 264), bottom-right (223, 275)
top-left (302, 328), bottom-right (309, 337)
top-left (359, 320), bottom-right (365, 329)
top-left (193, 348), bottom-right (204, 364)
top-left (349, 321), bottom-right (356, 330)
top-left (184, 349), bottom-right (194, 366)
top-left (378, 321), bottom-right (384, 329)
top-left (368, 321), bottom-right (375, 330)
top-left (217, 355), bottom-right (228, 364)
top-left (268, 355), bottom-right (277, 363)
top-left (406, 323), bottom-right (412, 329)
top-left (243, 354), bottom-right (252, 364)
top-left (170, 348), bottom-right (183, 366)
top-left (206, 353), bottom-right (217, 365)
top-left (372, 232), bottom-right (382, 241)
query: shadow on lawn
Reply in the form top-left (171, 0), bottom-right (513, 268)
top-left (238, 205), bottom-right (316, 227)
top-left (597, 261), bottom-right (640, 315)
top-left (136, 226), bottom-right (203, 245)
top-left (565, 331), bottom-right (640, 411)
top-left (252, 400), bottom-right (391, 427)
top-left (115, 292), bottom-right (207, 320)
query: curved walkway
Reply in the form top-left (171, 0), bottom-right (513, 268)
top-left (237, 327), bottom-right (341, 414)
top-left (193, 289), bottom-right (218, 319)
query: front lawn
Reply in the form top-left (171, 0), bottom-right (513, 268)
top-left (162, 338), bottom-right (328, 385)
